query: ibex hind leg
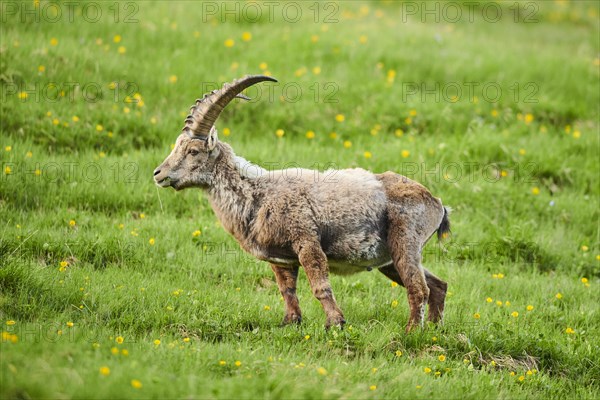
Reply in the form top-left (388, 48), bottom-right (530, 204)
top-left (379, 265), bottom-right (447, 324)
top-left (386, 221), bottom-right (429, 332)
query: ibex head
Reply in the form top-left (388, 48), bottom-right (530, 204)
top-left (153, 75), bottom-right (277, 190)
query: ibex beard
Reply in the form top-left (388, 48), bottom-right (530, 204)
top-left (154, 75), bottom-right (451, 331)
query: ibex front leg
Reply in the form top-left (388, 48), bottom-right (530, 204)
top-left (270, 264), bottom-right (302, 325)
top-left (295, 240), bottom-right (345, 329)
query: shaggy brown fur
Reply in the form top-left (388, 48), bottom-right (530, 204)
top-left (154, 76), bottom-right (450, 331)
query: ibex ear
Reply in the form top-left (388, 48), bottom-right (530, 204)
top-left (207, 126), bottom-right (218, 151)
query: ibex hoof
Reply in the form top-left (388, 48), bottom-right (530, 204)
top-left (325, 316), bottom-right (346, 330)
top-left (405, 319), bottom-right (424, 333)
top-left (281, 314), bottom-right (302, 326)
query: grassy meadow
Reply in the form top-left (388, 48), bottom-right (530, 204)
top-left (1, 0), bottom-right (599, 398)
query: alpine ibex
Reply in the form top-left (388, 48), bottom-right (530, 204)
top-left (154, 75), bottom-right (450, 331)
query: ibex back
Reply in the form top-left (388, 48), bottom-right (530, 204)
top-left (154, 75), bottom-right (450, 331)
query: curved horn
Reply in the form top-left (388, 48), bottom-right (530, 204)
top-left (184, 75), bottom-right (277, 137)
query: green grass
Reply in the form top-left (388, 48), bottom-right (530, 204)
top-left (1, 1), bottom-right (599, 398)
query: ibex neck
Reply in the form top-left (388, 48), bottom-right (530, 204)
top-left (206, 144), bottom-right (259, 241)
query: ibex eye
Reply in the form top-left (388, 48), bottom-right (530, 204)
top-left (189, 149), bottom-right (199, 156)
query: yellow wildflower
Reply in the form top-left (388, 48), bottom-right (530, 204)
top-left (131, 379), bottom-right (142, 389)
top-left (99, 366), bottom-right (110, 376)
